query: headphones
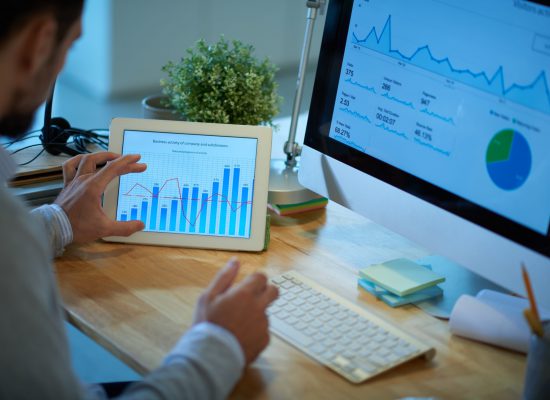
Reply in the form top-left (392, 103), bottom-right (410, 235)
top-left (40, 83), bottom-right (108, 156)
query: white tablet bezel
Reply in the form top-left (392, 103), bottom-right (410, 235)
top-left (103, 117), bottom-right (271, 251)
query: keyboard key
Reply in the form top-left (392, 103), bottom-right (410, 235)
top-left (352, 368), bottom-right (370, 381)
top-left (377, 348), bottom-right (390, 357)
top-left (369, 354), bottom-right (388, 366)
top-left (332, 355), bottom-right (351, 368)
top-left (319, 314), bottom-right (331, 322)
top-left (305, 327), bottom-right (317, 336)
top-left (275, 310), bottom-right (289, 320)
top-left (311, 320), bottom-right (323, 329)
top-left (292, 298), bottom-right (306, 306)
top-left (295, 321), bottom-right (307, 331)
top-left (310, 308), bottom-right (323, 317)
top-left (281, 281), bottom-right (294, 289)
top-left (286, 316), bottom-right (299, 326)
top-left (270, 317), bottom-right (312, 348)
top-left (272, 276), bottom-right (287, 285)
top-left (387, 353), bottom-right (400, 363)
top-left (357, 360), bottom-right (378, 373)
top-left (310, 343), bottom-right (326, 355)
top-left (302, 313), bottom-right (314, 323)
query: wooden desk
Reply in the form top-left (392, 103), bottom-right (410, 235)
top-left (56, 202), bottom-right (525, 399)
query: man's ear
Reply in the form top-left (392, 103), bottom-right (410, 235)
top-left (13, 15), bottom-right (58, 84)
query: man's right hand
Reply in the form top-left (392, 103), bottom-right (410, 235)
top-left (193, 258), bottom-right (279, 365)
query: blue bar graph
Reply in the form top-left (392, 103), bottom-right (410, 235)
top-left (119, 165), bottom-right (253, 237)
top-left (160, 206), bottom-right (167, 231)
top-left (228, 167), bottom-right (240, 235)
top-left (169, 199), bottom-right (178, 231)
top-left (218, 167), bottom-right (230, 235)
top-left (179, 186), bottom-right (189, 232)
top-left (209, 181), bottom-right (220, 234)
top-left (140, 200), bottom-right (148, 225)
top-left (238, 186), bottom-right (249, 237)
top-left (199, 191), bottom-right (209, 233)
top-left (189, 186), bottom-right (199, 233)
top-left (150, 185), bottom-right (159, 230)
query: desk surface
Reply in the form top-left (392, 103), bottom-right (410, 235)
top-left (55, 201), bottom-right (525, 399)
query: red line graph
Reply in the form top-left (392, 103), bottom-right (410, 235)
top-left (123, 178), bottom-right (251, 226)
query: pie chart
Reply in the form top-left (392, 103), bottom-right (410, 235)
top-left (486, 129), bottom-right (531, 190)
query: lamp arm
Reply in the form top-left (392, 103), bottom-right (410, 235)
top-left (284, 0), bottom-right (326, 167)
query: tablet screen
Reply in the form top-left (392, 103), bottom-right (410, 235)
top-left (116, 130), bottom-right (258, 239)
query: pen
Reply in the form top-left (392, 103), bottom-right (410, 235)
top-left (522, 264), bottom-right (544, 337)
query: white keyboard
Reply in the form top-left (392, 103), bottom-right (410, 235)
top-left (268, 271), bottom-right (435, 383)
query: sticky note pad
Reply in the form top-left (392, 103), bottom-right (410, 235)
top-left (358, 278), bottom-right (443, 307)
top-left (359, 258), bottom-right (445, 296)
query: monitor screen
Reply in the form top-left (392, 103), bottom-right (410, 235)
top-left (304, 0), bottom-right (550, 257)
top-left (116, 130), bottom-right (257, 238)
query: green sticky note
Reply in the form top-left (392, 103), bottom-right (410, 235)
top-left (359, 258), bottom-right (445, 296)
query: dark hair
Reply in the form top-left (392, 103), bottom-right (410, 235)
top-left (0, 1), bottom-right (84, 44)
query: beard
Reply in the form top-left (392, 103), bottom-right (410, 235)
top-left (0, 58), bottom-right (57, 140)
top-left (0, 108), bottom-right (36, 140)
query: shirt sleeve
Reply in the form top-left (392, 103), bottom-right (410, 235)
top-left (31, 204), bottom-right (73, 257)
top-left (117, 322), bottom-right (245, 400)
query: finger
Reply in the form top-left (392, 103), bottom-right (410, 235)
top-left (259, 284), bottom-right (279, 308)
top-left (62, 155), bottom-right (84, 186)
top-left (206, 257), bottom-right (241, 299)
top-left (75, 152), bottom-right (121, 179)
top-left (240, 273), bottom-right (268, 296)
top-left (94, 154), bottom-right (146, 190)
top-left (102, 220), bottom-right (145, 237)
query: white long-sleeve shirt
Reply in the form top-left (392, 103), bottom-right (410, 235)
top-left (0, 147), bottom-right (244, 399)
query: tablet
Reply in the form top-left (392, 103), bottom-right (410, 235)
top-left (103, 118), bottom-right (272, 251)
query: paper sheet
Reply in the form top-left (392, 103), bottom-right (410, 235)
top-left (449, 290), bottom-right (550, 353)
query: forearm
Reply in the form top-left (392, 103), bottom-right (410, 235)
top-left (31, 203), bottom-right (73, 257)
top-left (118, 322), bottom-right (245, 400)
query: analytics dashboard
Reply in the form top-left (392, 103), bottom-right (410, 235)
top-left (328, 0), bottom-right (550, 235)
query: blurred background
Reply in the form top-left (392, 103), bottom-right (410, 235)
top-left (49, 0), bottom-right (326, 129)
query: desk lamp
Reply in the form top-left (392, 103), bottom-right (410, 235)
top-left (267, 0), bottom-right (328, 215)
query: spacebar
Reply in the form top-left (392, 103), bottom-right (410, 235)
top-left (270, 317), bottom-right (313, 348)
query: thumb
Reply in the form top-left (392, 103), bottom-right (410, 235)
top-left (104, 220), bottom-right (145, 237)
top-left (206, 257), bottom-right (240, 299)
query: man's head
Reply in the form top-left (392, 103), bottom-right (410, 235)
top-left (0, 1), bottom-right (84, 138)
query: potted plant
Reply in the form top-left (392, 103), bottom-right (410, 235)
top-left (143, 37), bottom-right (281, 125)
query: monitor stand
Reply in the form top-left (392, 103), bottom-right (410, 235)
top-left (412, 255), bottom-right (510, 319)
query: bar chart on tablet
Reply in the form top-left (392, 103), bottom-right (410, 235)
top-left (116, 130), bottom-right (257, 238)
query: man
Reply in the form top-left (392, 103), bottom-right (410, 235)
top-left (0, 1), bottom-right (278, 398)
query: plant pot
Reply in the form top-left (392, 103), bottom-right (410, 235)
top-left (141, 94), bottom-right (184, 121)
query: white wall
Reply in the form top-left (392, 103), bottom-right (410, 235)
top-left (61, 0), bottom-right (326, 99)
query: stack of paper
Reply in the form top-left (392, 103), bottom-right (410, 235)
top-left (358, 258), bottom-right (445, 307)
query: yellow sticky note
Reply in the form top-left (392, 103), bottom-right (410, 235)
top-left (359, 258), bottom-right (445, 296)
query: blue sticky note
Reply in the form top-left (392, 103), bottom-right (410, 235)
top-left (358, 278), bottom-right (443, 307)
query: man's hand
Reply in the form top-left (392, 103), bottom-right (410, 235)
top-left (54, 152), bottom-right (147, 243)
top-left (193, 258), bottom-right (279, 365)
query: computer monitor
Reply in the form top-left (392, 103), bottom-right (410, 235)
top-left (299, 0), bottom-right (550, 308)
